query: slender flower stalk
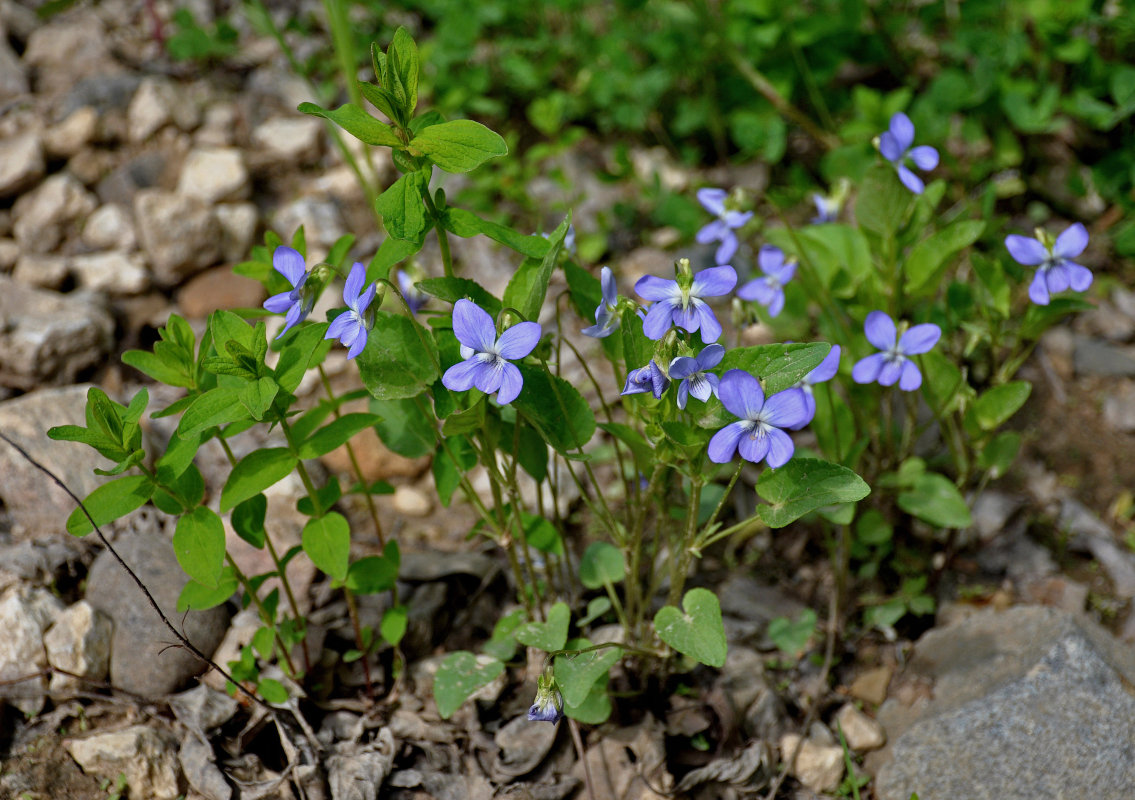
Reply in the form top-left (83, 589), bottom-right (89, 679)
top-left (1004, 223), bottom-right (1092, 306)
top-left (851, 311), bottom-right (940, 391)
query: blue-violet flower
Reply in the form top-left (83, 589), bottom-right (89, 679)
top-left (669, 344), bottom-right (725, 410)
top-left (582, 266), bottom-right (620, 338)
top-left (851, 311), bottom-right (940, 391)
top-left (442, 299), bottom-right (541, 405)
top-left (878, 112), bottom-right (939, 195)
top-left (707, 369), bottom-right (808, 467)
top-left (1004, 223), bottom-right (1092, 306)
top-left (635, 261), bottom-right (737, 344)
top-left (696, 188), bottom-right (753, 265)
top-left (790, 345), bottom-right (840, 429)
top-left (325, 261), bottom-right (376, 359)
top-left (528, 673), bottom-right (564, 724)
top-left (396, 269), bottom-right (429, 314)
top-left (622, 360), bottom-right (670, 399)
top-left (737, 245), bottom-right (796, 318)
top-left (263, 246), bottom-right (318, 339)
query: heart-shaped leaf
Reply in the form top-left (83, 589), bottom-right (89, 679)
top-left (653, 588), bottom-right (727, 667)
top-left (579, 542), bottom-right (625, 589)
top-left (514, 602), bottom-right (570, 652)
top-left (554, 644), bottom-right (622, 708)
top-left (433, 651), bottom-right (504, 719)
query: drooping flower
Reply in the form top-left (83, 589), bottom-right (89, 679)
top-left (622, 360), bottom-right (670, 399)
top-left (635, 260), bottom-right (737, 344)
top-left (528, 672), bottom-right (564, 724)
top-left (708, 369), bottom-right (808, 466)
top-left (696, 188), bottom-right (754, 265)
top-left (396, 269), bottom-right (429, 314)
top-left (737, 245), bottom-right (796, 318)
top-left (263, 246), bottom-right (318, 339)
top-left (442, 299), bottom-right (542, 405)
top-left (1004, 223), bottom-right (1092, 306)
top-left (790, 345), bottom-right (841, 429)
top-left (669, 344), bottom-right (725, 410)
top-left (582, 266), bottom-right (621, 338)
top-left (325, 262), bottom-right (377, 359)
top-left (812, 193), bottom-right (840, 224)
top-left (851, 311), bottom-right (940, 391)
top-left (877, 112), bottom-right (939, 195)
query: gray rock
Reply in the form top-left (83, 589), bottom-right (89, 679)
top-left (127, 77), bottom-right (178, 143)
top-left (82, 203), bottom-right (137, 251)
top-left (1073, 335), bottom-right (1135, 377)
top-left (490, 714), bottom-right (559, 782)
top-left (179, 733), bottom-right (233, 800)
top-left (96, 151), bottom-right (171, 206)
top-left (0, 237), bottom-right (18, 271)
top-left (0, 384), bottom-right (112, 535)
top-left (214, 202), bottom-right (258, 262)
top-left (44, 600), bottom-right (113, 692)
top-left (71, 251), bottom-right (150, 294)
top-left (0, 586), bottom-right (64, 714)
top-left (1102, 379), bottom-right (1135, 433)
top-left (43, 107), bottom-right (98, 159)
top-left (874, 606), bottom-right (1135, 800)
top-left (0, 131), bottom-right (45, 197)
top-left (23, 12), bottom-right (120, 96)
top-left (177, 147), bottom-right (249, 204)
top-left (13, 253), bottom-right (69, 290)
top-left (85, 529), bottom-right (231, 696)
top-left (12, 173), bottom-right (98, 254)
top-left (251, 115), bottom-right (323, 166)
top-left (65, 725), bottom-right (181, 800)
top-left (272, 197), bottom-right (346, 253)
top-left (58, 74), bottom-right (142, 120)
top-left (168, 685), bottom-right (239, 737)
top-left (134, 189), bottom-right (221, 286)
top-left (1060, 498), bottom-right (1135, 598)
top-left (0, 279), bottom-right (114, 389)
top-left (0, 33), bottom-right (27, 101)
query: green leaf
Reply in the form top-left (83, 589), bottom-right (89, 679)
top-left (718, 343), bottom-right (831, 396)
top-left (416, 276), bottom-right (502, 316)
top-left (971, 253), bottom-right (1011, 318)
top-left (297, 101), bottom-right (402, 147)
top-left (756, 458), bottom-right (871, 528)
top-left (371, 396), bottom-right (435, 459)
top-left (274, 323), bottom-right (331, 394)
top-left (554, 646), bottom-right (621, 707)
top-left (298, 413), bottom-right (382, 459)
top-left (410, 119), bottom-right (507, 173)
top-left (346, 547), bottom-right (399, 594)
top-left (653, 588), bottom-right (727, 667)
top-left (577, 597), bottom-right (612, 628)
top-left (389, 27), bottom-right (419, 112)
top-left (367, 234), bottom-right (424, 282)
top-left (579, 542), bottom-right (625, 589)
top-left (563, 671), bottom-right (611, 724)
top-left (220, 448), bottom-right (297, 512)
top-left (768, 609), bottom-right (817, 658)
top-left (177, 387), bottom-right (251, 439)
top-left (376, 171), bottom-right (427, 242)
top-left (919, 350), bottom-right (966, 413)
top-left (978, 431), bottom-right (1021, 479)
top-left (440, 207), bottom-right (550, 258)
top-left (433, 435), bottom-right (476, 506)
top-left (503, 213), bottom-right (570, 321)
top-left (597, 422), bottom-right (654, 473)
top-left (434, 651), bottom-right (505, 719)
top-left (857, 164), bottom-right (912, 238)
top-left (257, 678), bottom-right (289, 704)
top-left (177, 565), bottom-right (238, 612)
top-left (66, 475), bottom-right (154, 536)
top-left (483, 609), bottom-right (525, 662)
top-left (512, 366), bottom-right (595, 454)
top-left (514, 601), bottom-right (570, 652)
top-left (155, 431), bottom-right (201, 485)
top-left (972, 381), bottom-right (1030, 431)
top-left (904, 220), bottom-right (985, 293)
top-left (356, 311), bottom-right (440, 400)
top-left (381, 605), bottom-right (408, 646)
top-left (239, 376), bottom-right (279, 421)
top-left (232, 494), bottom-right (267, 549)
top-left (121, 348), bottom-right (191, 388)
top-left (897, 472), bottom-right (972, 529)
top-left (302, 512), bottom-right (351, 581)
top-left (1021, 296), bottom-right (1093, 340)
top-left (173, 506), bottom-right (226, 588)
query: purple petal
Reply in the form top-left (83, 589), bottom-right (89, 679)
top-left (600, 266), bottom-right (617, 305)
top-left (765, 427), bottom-right (795, 468)
top-left (1028, 269), bottom-right (1051, 305)
top-left (770, 260), bottom-right (797, 284)
top-left (339, 319), bottom-right (361, 350)
top-left (582, 315), bottom-right (616, 338)
top-left (714, 234), bottom-right (739, 266)
top-left (343, 262), bottom-right (366, 304)
top-left (909, 145), bottom-right (939, 171)
top-left (1045, 264), bottom-right (1071, 294)
top-left (473, 359), bottom-right (505, 396)
top-left (622, 366), bottom-right (652, 396)
top-left (442, 358), bottom-right (483, 392)
top-left (691, 266), bottom-right (738, 298)
top-left (723, 210), bottom-right (753, 229)
top-left (878, 131), bottom-right (903, 163)
top-left (278, 301), bottom-right (304, 339)
top-left (452, 299), bottom-right (497, 353)
top-left (693, 301), bottom-right (722, 344)
top-left (708, 421), bottom-right (747, 463)
top-left (898, 323), bottom-right (941, 355)
top-left (864, 311), bottom-right (896, 350)
top-left (767, 289), bottom-right (786, 318)
top-left (642, 301), bottom-right (677, 340)
top-left (737, 428), bottom-right (771, 464)
top-left (354, 282), bottom-right (377, 314)
top-left (696, 343), bottom-right (726, 370)
top-left (898, 360), bottom-right (922, 391)
top-left (1005, 235), bottom-right (1047, 266)
top-left (889, 112), bottom-right (915, 152)
top-left (676, 380), bottom-right (690, 410)
top-left (808, 345), bottom-right (841, 383)
top-left (497, 321), bottom-right (542, 360)
top-left (264, 291), bottom-right (296, 314)
top-left (346, 325), bottom-right (367, 359)
top-left (668, 356), bottom-right (698, 380)
top-left (673, 303), bottom-right (702, 334)
top-left (697, 188), bottom-right (728, 216)
top-left (1065, 262), bottom-right (1093, 292)
top-left (696, 219), bottom-right (730, 245)
top-left (877, 358), bottom-right (903, 387)
top-left (1053, 223), bottom-right (1089, 259)
top-left (762, 388), bottom-right (808, 429)
top-left (790, 391), bottom-right (817, 430)
top-left (737, 277), bottom-right (777, 305)
top-left (496, 362), bottom-right (524, 404)
top-left (325, 312), bottom-right (353, 341)
top-left (852, 353), bottom-right (887, 384)
top-left (758, 245), bottom-right (785, 275)
top-left (897, 164), bottom-right (925, 195)
top-left (635, 275), bottom-right (680, 302)
top-left (718, 369), bottom-right (764, 419)
top-left (273, 246), bottom-right (307, 286)
top-left (648, 362), bottom-right (671, 398)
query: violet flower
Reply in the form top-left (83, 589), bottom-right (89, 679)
top-left (707, 369), bottom-right (808, 467)
top-left (396, 269), bottom-right (429, 314)
top-left (635, 261), bottom-right (737, 344)
top-left (622, 360), bottom-right (670, 399)
top-left (669, 344), bottom-right (724, 410)
top-left (582, 266), bottom-right (620, 338)
top-left (442, 299), bottom-right (541, 405)
top-left (812, 193), bottom-right (840, 224)
top-left (696, 188), bottom-right (753, 265)
top-left (737, 245), bottom-right (796, 318)
top-left (1004, 223), bottom-right (1092, 306)
top-left (790, 345), bottom-right (840, 429)
top-left (878, 112), bottom-right (939, 195)
top-left (325, 261), bottom-right (376, 359)
top-left (851, 311), bottom-right (940, 391)
top-left (528, 673), bottom-right (563, 724)
top-left (263, 246), bottom-right (317, 339)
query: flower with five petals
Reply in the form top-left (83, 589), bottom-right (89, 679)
top-left (442, 299), bottom-right (542, 405)
top-left (1004, 223), bottom-right (1092, 306)
top-left (696, 188), bottom-right (753, 265)
top-left (635, 261), bottom-right (737, 344)
top-left (877, 112), bottom-right (939, 195)
top-left (851, 311), bottom-right (940, 391)
top-left (325, 261), bottom-right (377, 359)
top-left (707, 370), bottom-right (808, 467)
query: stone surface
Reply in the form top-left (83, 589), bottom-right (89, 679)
top-left (12, 173), bottom-right (98, 254)
top-left (96, 150), bottom-right (171, 206)
top-left (23, 12), bottom-right (118, 95)
top-left (44, 600), bottom-right (114, 693)
top-left (252, 115), bottom-right (323, 165)
top-left (1102, 379), bottom-right (1135, 433)
top-left (65, 726), bottom-right (181, 800)
top-left (0, 33), bottom-right (27, 101)
top-left (320, 426), bottom-right (430, 482)
top-left (874, 606), bottom-right (1135, 800)
top-left (44, 107), bottom-right (99, 159)
top-left (834, 703), bottom-right (886, 752)
top-left (214, 202), bottom-right (258, 262)
top-left (849, 664), bottom-right (893, 706)
top-left (134, 189), bottom-right (221, 286)
top-left (0, 279), bottom-right (114, 389)
top-left (71, 251), bottom-right (150, 294)
top-left (778, 733), bottom-right (843, 793)
top-left (1073, 335), bottom-right (1135, 377)
top-left (13, 253), bottom-right (69, 290)
top-left (273, 197), bottom-right (346, 254)
top-left (393, 485), bottom-right (433, 517)
top-left (0, 586), bottom-right (64, 714)
top-left (177, 265), bottom-right (265, 318)
top-left (0, 384), bottom-right (114, 535)
top-left (0, 131), bottom-right (45, 197)
top-left (177, 147), bottom-right (249, 204)
top-left (84, 529), bottom-right (231, 696)
top-left (0, 238), bottom-right (18, 271)
top-left (127, 77), bottom-right (178, 142)
top-left (82, 203), bottom-right (137, 251)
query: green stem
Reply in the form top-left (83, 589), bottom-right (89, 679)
top-left (697, 461), bottom-right (744, 544)
top-left (667, 477), bottom-right (703, 607)
top-left (421, 188), bottom-right (454, 279)
top-left (226, 554), bottom-right (299, 677)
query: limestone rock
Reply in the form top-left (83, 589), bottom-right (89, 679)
top-left (44, 600), bottom-right (113, 693)
top-left (134, 189), bottom-right (221, 286)
top-left (0, 278), bottom-right (114, 389)
top-left (12, 173), bottom-right (97, 253)
top-left (320, 426), bottom-right (429, 481)
top-left (1073, 335), bottom-right (1135, 377)
top-left (252, 115), bottom-right (323, 166)
top-left (13, 253), bottom-right (69, 290)
top-left (834, 703), bottom-right (886, 752)
top-left (393, 485), bottom-right (432, 517)
top-left (177, 147), bottom-right (249, 204)
top-left (0, 238), bottom-right (18, 271)
top-left (128, 77), bottom-right (178, 143)
top-left (44, 107), bottom-right (98, 159)
top-left (23, 12), bottom-right (117, 95)
top-left (273, 197), bottom-right (346, 253)
top-left (849, 664), bottom-right (893, 706)
top-left (874, 606), bottom-right (1135, 800)
top-left (82, 203), bottom-right (137, 251)
top-left (214, 202), bottom-right (258, 262)
top-left (71, 251), bottom-right (150, 294)
top-left (0, 131), bottom-right (45, 197)
top-left (66, 726), bottom-right (181, 800)
top-left (0, 586), bottom-right (65, 714)
top-left (778, 733), bottom-right (843, 793)
top-left (177, 265), bottom-right (265, 318)
top-left (0, 33), bottom-right (27, 101)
